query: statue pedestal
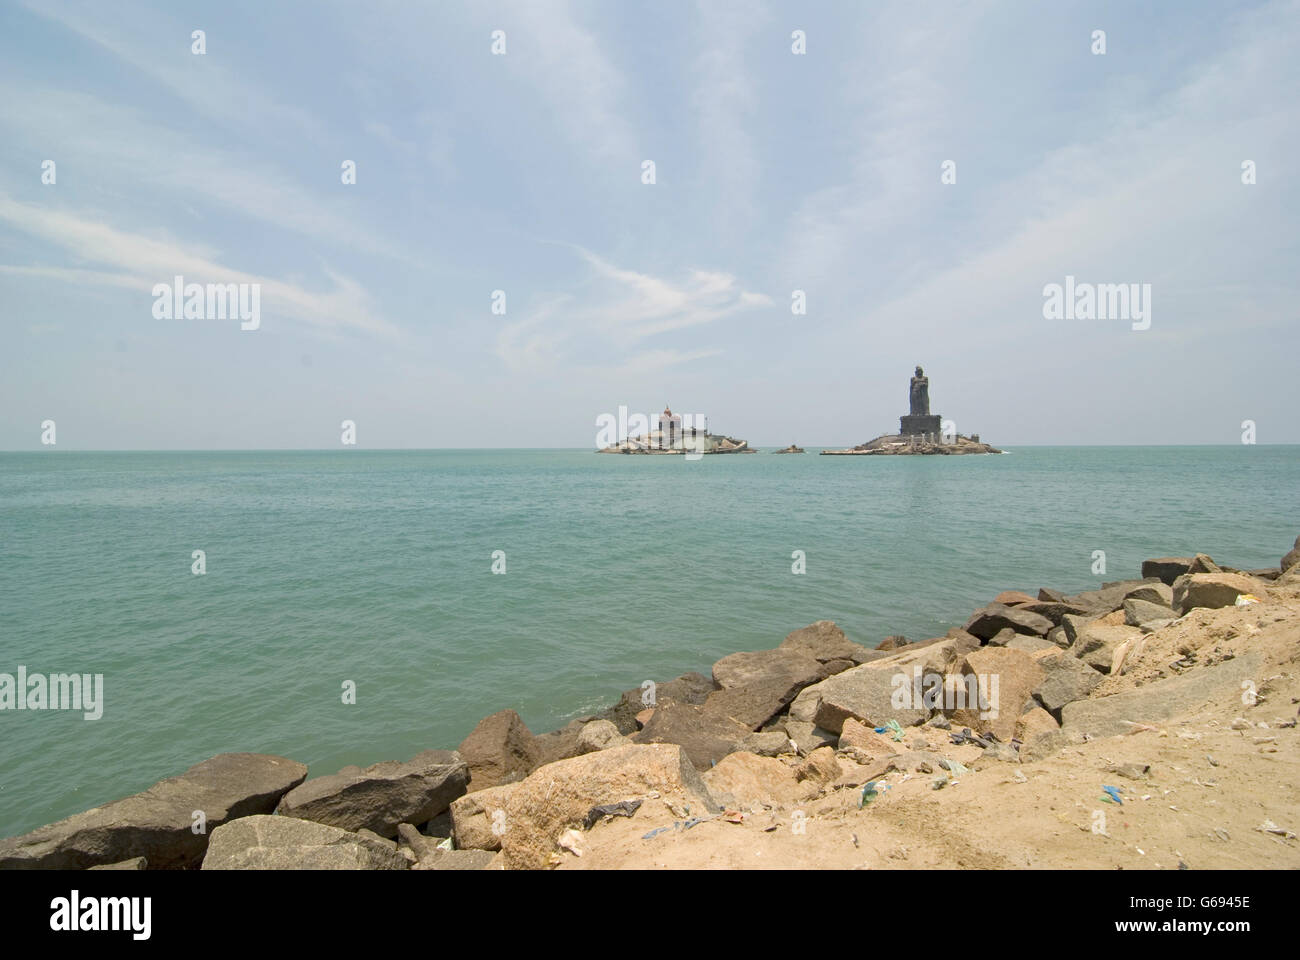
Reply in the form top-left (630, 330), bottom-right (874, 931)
top-left (899, 414), bottom-right (941, 437)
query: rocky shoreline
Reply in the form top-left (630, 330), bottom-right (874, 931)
top-left (3, 537), bottom-right (1298, 871)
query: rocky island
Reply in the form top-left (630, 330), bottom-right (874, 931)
top-left (822, 366), bottom-right (1002, 455)
top-left (596, 406), bottom-right (755, 454)
top-left (772, 444), bottom-right (805, 454)
top-left (3, 535), bottom-right (1297, 871)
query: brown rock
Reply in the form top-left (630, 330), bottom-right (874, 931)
top-left (946, 647), bottom-right (1046, 742)
top-left (994, 590), bottom-right (1037, 605)
top-left (457, 710), bottom-right (540, 790)
top-left (1171, 572), bottom-right (1267, 616)
top-left (1141, 557), bottom-right (1194, 585)
top-left (793, 746), bottom-right (842, 787)
top-left (779, 620), bottom-right (875, 664)
top-left (701, 752), bottom-right (804, 807)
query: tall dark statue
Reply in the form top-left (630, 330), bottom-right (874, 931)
top-left (909, 365), bottom-right (930, 416)
top-left (900, 365), bottom-right (941, 438)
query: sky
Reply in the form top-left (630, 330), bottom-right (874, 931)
top-left (1, 0), bottom-right (1297, 449)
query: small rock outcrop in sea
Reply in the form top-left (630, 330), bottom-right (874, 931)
top-left (822, 365), bottom-right (1002, 455)
top-left (772, 444), bottom-right (805, 454)
top-left (3, 539), bottom-right (1297, 870)
top-left (596, 405), bottom-right (755, 454)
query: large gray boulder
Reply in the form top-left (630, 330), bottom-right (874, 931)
top-left (632, 701), bottom-right (752, 769)
top-left (276, 750), bottom-right (468, 838)
top-left (1068, 579), bottom-right (1157, 614)
top-left (706, 648), bottom-right (827, 728)
top-left (1033, 652), bottom-right (1102, 718)
top-left (201, 815), bottom-right (409, 870)
top-left (0, 753), bottom-right (307, 870)
top-left (963, 603), bottom-right (1054, 640)
top-left (1123, 597), bottom-right (1176, 628)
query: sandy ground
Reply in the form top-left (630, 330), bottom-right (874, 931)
top-left (558, 594), bottom-right (1300, 870)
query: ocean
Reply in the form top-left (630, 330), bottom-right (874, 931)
top-left (1, 446), bottom-right (1295, 836)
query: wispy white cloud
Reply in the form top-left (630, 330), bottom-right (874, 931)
top-left (0, 194), bottom-right (392, 336)
top-left (18, 0), bottom-right (320, 140)
top-left (495, 248), bottom-right (771, 372)
top-left (508, 1), bottom-right (637, 165)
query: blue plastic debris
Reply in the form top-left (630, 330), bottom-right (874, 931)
top-left (1102, 785), bottom-right (1124, 805)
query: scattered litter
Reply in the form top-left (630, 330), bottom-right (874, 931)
top-left (938, 757), bottom-right (970, 775)
top-left (436, 837), bottom-right (453, 851)
top-left (1258, 820), bottom-right (1297, 840)
top-left (584, 799), bottom-right (643, 829)
top-left (723, 810), bottom-right (744, 824)
top-left (642, 826), bottom-right (672, 840)
top-left (557, 829), bottom-right (584, 857)
top-left (1231, 718), bottom-right (1251, 730)
top-left (1012, 770), bottom-right (1028, 783)
top-left (875, 719), bottom-right (905, 742)
top-left (1206, 755), bottom-right (1219, 767)
top-left (1108, 762), bottom-right (1150, 781)
top-left (1234, 594), bottom-right (1261, 606)
top-left (1102, 785), bottom-right (1124, 805)
top-left (931, 777), bottom-right (948, 791)
top-left (860, 781), bottom-right (879, 808)
top-left (681, 817), bottom-right (702, 830)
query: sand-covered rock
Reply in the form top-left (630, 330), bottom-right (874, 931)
top-left (449, 782), bottom-right (518, 851)
top-left (701, 751), bottom-right (805, 807)
top-left (500, 744), bottom-right (719, 869)
top-left (1070, 622), bottom-right (1143, 674)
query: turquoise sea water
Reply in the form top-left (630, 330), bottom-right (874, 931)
top-left (1, 446), bottom-right (1296, 836)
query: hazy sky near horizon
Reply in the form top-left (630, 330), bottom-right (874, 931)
top-left (1, 0), bottom-right (1297, 450)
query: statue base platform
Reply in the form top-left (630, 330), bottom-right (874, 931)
top-left (899, 414), bottom-right (941, 437)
